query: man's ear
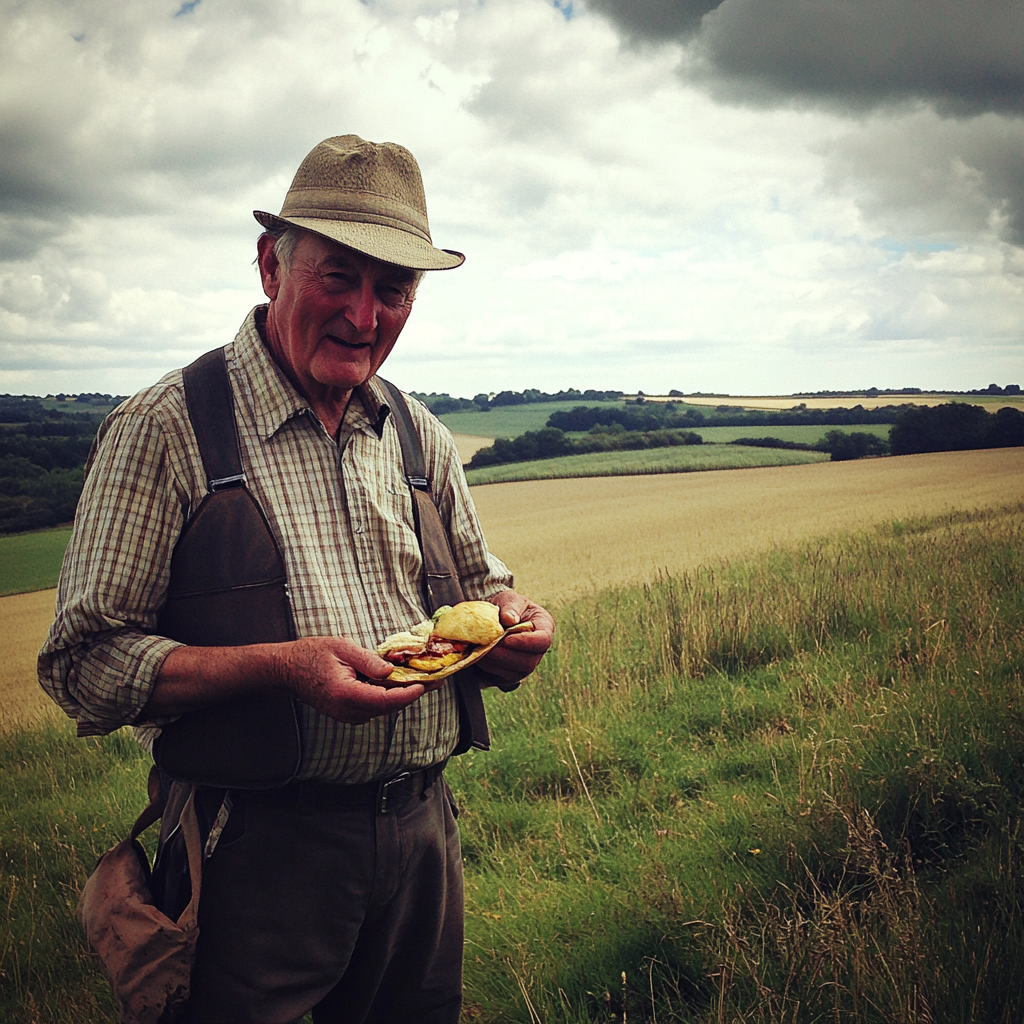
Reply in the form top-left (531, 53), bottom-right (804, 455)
top-left (256, 234), bottom-right (282, 301)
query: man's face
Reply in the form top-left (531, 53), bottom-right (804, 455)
top-left (258, 230), bottom-right (418, 403)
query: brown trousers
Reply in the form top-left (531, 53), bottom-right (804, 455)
top-left (180, 774), bottom-right (464, 1024)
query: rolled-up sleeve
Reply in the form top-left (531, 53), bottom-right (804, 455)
top-left (38, 400), bottom-right (189, 736)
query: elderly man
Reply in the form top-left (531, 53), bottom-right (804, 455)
top-left (39, 136), bottom-right (554, 1023)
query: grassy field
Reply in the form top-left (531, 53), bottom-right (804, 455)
top-left (0, 528), bottom-right (72, 598)
top-left (453, 501), bottom-right (1024, 1022)
top-left (4, 503), bottom-right (1023, 1021)
top-left (464, 444), bottom-right (829, 485)
top-left (439, 402), bottom-right (910, 443)
top-left (454, 425), bottom-right (890, 470)
top-left (439, 401), bottom-right (624, 439)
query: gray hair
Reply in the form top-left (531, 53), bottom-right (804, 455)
top-left (258, 224), bottom-right (305, 268)
top-left (259, 224), bottom-right (424, 294)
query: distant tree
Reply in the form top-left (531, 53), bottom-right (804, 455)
top-left (988, 406), bottom-right (1024, 448)
top-left (890, 404), bottom-right (1024, 455)
top-left (489, 390), bottom-right (526, 407)
top-left (817, 430), bottom-right (890, 461)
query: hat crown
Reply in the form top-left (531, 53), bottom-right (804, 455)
top-left (254, 134), bottom-right (464, 271)
top-left (279, 135), bottom-right (430, 242)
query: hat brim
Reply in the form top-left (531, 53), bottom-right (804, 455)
top-left (254, 211), bottom-right (464, 271)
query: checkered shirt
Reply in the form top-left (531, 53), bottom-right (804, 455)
top-left (38, 306), bottom-right (512, 783)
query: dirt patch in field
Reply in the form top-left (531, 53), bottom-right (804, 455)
top-left (471, 447), bottom-right (1024, 607)
top-left (0, 588), bottom-right (62, 732)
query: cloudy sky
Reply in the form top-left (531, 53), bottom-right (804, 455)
top-left (2, 0), bottom-right (1022, 399)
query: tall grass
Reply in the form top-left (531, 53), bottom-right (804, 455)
top-left (2, 504), bottom-right (1022, 1021)
top-left (452, 502), bottom-right (1024, 1022)
top-left (1, 727), bottom-right (152, 1021)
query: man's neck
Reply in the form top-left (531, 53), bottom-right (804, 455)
top-left (257, 306), bottom-right (353, 436)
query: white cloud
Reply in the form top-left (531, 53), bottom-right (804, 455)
top-left (0, 0), bottom-right (1021, 399)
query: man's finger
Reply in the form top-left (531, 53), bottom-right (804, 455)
top-left (320, 678), bottom-right (425, 723)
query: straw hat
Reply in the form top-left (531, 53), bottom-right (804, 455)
top-left (254, 135), bottom-right (464, 271)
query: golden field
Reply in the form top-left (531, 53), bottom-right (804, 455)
top-left (451, 432), bottom-right (494, 463)
top-left (3, 447), bottom-right (1023, 731)
top-left (1, 588), bottom-right (62, 732)
top-left (471, 446), bottom-right (1024, 605)
top-left (665, 393), bottom-right (1024, 412)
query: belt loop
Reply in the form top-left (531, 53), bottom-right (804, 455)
top-left (294, 782), bottom-right (317, 817)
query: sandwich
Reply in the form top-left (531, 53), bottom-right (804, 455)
top-left (377, 601), bottom-right (532, 682)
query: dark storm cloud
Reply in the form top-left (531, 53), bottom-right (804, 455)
top-left (588, 0), bottom-right (1024, 116)
top-left (824, 113), bottom-right (1024, 247)
top-left (586, 0), bottom-right (720, 40)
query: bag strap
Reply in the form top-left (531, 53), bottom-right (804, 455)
top-left (129, 766), bottom-right (202, 929)
top-left (377, 378), bottom-right (491, 752)
top-left (128, 764), bottom-right (167, 843)
top-left (181, 348), bottom-right (246, 491)
top-left (175, 792), bottom-right (203, 931)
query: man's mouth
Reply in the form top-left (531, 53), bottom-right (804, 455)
top-left (327, 334), bottom-right (371, 349)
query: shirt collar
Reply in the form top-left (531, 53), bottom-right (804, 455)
top-left (231, 305), bottom-right (390, 442)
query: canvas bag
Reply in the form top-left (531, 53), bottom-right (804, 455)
top-left (77, 766), bottom-right (202, 1024)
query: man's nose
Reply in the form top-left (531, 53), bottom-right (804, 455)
top-left (346, 279), bottom-right (378, 336)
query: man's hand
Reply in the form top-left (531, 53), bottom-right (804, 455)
top-left (270, 636), bottom-right (429, 724)
top-left (145, 636), bottom-right (427, 725)
top-left (477, 590), bottom-right (555, 687)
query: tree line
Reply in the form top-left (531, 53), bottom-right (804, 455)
top-left (0, 397), bottom-right (117, 534)
top-left (411, 387), bottom-right (626, 415)
top-left (546, 400), bottom-right (912, 433)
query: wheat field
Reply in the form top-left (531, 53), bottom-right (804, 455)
top-left (1, 588), bottom-right (62, 732)
top-left (3, 447), bottom-right (1023, 732)
top-left (671, 393), bottom-right (1024, 412)
top-left (471, 446), bottom-right (1024, 605)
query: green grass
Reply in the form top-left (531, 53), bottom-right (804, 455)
top-left (450, 502), bottom-right (1024, 1022)
top-left (465, 443), bottom-right (829, 485)
top-left (1, 726), bottom-right (154, 1021)
top-left (0, 528), bottom-right (71, 596)
top-left (438, 401), bottom-right (626, 439)
top-left (439, 403), bottom-right (898, 445)
top-left (4, 505), bottom-right (1024, 1022)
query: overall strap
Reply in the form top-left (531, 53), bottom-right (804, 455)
top-left (377, 378), bottom-right (491, 752)
top-left (155, 346), bottom-right (300, 789)
top-left (181, 348), bottom-right (246, 491)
